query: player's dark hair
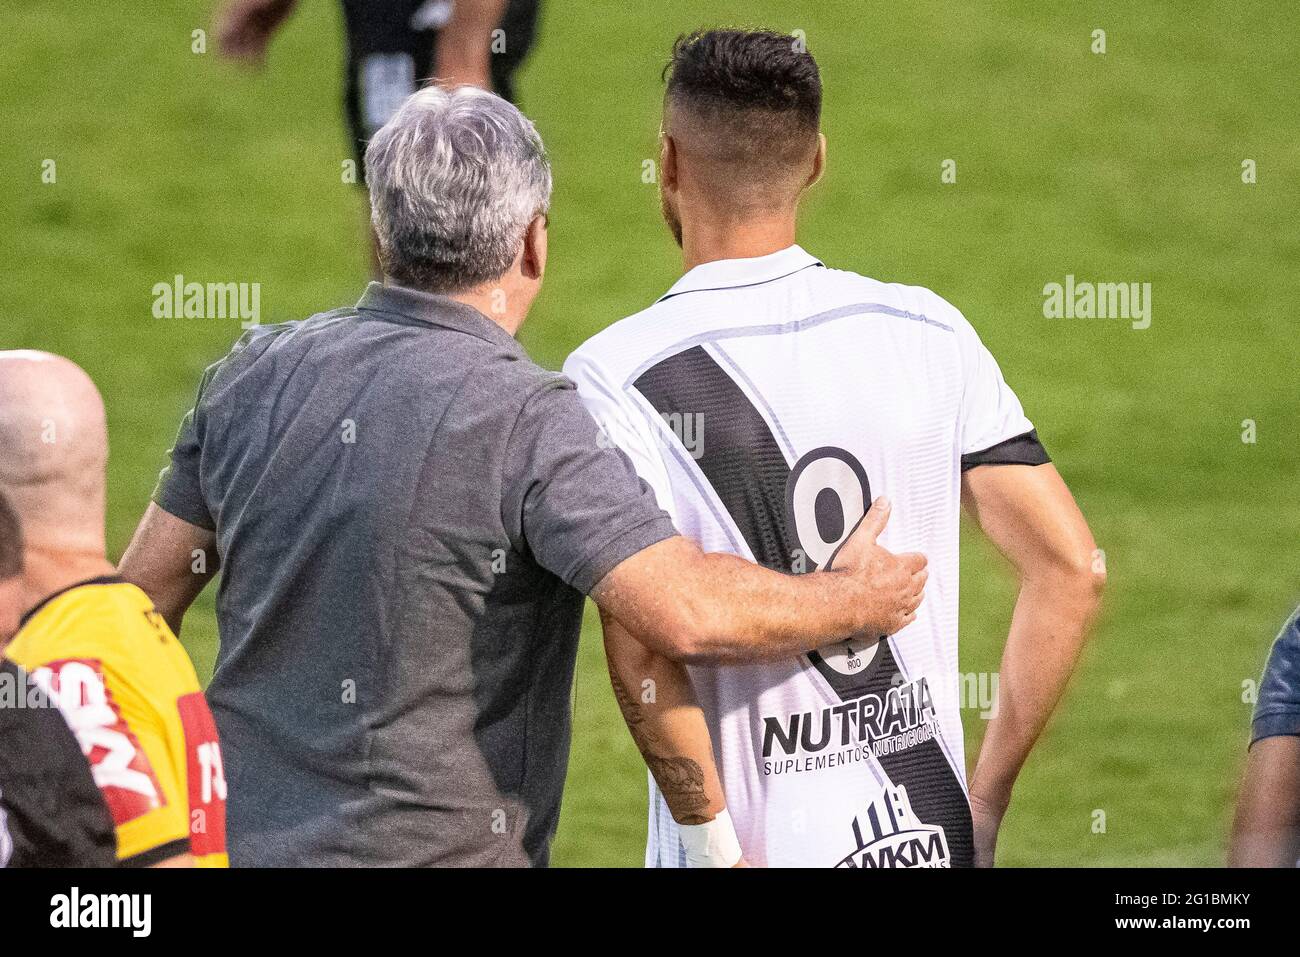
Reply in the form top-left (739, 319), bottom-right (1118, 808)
top-left (664, 29), bottom-right (822, 131)
top-left (0, 489), bottom-right (22, 580)
top-left (662, 30), bottom-right (822, 207)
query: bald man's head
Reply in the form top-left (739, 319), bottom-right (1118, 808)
top-left (0, 351), bottom-right (109, 556)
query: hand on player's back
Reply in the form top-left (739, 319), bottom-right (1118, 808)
top-left (825, 497), bottom-right (928, 638)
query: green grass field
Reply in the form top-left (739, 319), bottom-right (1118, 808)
top-left (3, 0), bottom-right (1296, 866)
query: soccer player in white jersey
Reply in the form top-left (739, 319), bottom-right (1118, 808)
top-left (565, 29), bottom-right (1106, 868)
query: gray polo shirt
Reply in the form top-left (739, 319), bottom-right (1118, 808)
top-left (154, 283), bottom-right (675, 867)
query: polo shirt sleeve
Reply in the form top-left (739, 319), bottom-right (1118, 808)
top-left (1251, 606), bottom-right (1300, 745)
top-left (152, 357), bottom-right (223, 531)
top-left (502, 377), bottom-right (678, 596)
top-left (562, 349), bottom-right (678, 520)
top-left (949, 298), bottom-right (1050, 471)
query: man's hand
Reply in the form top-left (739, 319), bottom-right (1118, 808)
top-left (593, 497), bottom-right (926, 664)
top-left (825, 497), bottom-right (928, 639)
top-left (215, 0), bottom-right (298, 66)
top-left (969, 791), bottom-right (1005, 867)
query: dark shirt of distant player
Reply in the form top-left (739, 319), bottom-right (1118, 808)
top-left (1252, 605), bottom-right (1300, 744)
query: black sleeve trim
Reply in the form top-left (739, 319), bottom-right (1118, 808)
top-left (961, 429), bottom-right (1051, 472)
top-left (121, 838), bottom-right (191, 868)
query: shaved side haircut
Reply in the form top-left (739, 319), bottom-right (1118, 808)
top-left (0, 489), bottom-right (21, 581)
top-left (664, 29), bottom-right (822, 210)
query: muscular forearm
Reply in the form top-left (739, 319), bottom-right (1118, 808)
top-left (682, 552), bottom-right (892, 663)
top-left (970, 570), bottom-right (1100, 809)
top-left (593, 511), bottom-right (924, 665)
top-left (603, 610), bottom-right (725, 824)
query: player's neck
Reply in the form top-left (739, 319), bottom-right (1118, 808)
top-left (18, 542), bottom-right (117, 621)
top-left (679, 214), bottom-right (799, 272)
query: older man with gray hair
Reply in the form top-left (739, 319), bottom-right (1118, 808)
top-left (121, 87), bottom-right (926, 867)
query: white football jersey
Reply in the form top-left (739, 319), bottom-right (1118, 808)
top-left (564, 245), bottom-right (1039, 868)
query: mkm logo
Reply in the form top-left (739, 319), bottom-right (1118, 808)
top-left (835, 784), bottom-right (950, 868)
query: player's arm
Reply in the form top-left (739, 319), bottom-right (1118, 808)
top-left (215, 0), bottom-right (299, 65)
top-left (1229, 609), bottom-right (1300, 867)
top-left (963, 462), bottom-right (1105, 866)
top-left (432, 0), bottom-right (507, 91)
top-left (120, 504), bottom-right (218, 637)
top-left (591, 500), bottom-right (924, 664)
top-left (601, 608), bottom-right (746, 866)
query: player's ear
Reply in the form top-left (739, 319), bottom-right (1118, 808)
top-left (660, 132), bottom-right (679, 193)
top-left (805, 133), bottom-right (827, 190)
top-left (521, 213), bottom-right (547, 282)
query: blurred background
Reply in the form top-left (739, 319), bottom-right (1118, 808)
top-left (2, 0), bottom-right (1296, 865)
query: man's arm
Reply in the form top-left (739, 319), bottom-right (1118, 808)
top-left (963, 463), bottom-right (1105, 866)
top-left (215, 0), bottom-right (298, 66)
top-left (1230, 736), bottom-right (1300, 867)
top-left (601, 606), bottom-right (745, 866)
top-left (591, 498), bottom-right (925, 665)
top-left (432, 0), bottom-right (507, 90)
top-left (119, 503), bottom-right (218, 636)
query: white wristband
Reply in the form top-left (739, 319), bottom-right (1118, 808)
top-left (679, 808), bottom-right (743, 868)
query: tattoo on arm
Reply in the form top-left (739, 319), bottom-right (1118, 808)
top-left (609, 668), bottom-right (713, 825)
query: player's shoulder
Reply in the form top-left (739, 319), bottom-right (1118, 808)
top-left (10, 580), bottom-right (190, 684)
top-left (817, 264), bottom-right (974, 336)
top-left (565, 296), bottom-right (691, 389)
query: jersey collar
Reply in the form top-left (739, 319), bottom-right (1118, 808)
top-left (656, 245), bottom-right (825, 303)
top-left (17, 575), bottom-right (125, 631)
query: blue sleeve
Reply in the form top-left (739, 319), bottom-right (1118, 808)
top-left (1251, 606), bottom-right (1300, 745)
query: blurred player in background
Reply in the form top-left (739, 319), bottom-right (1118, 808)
top-left (0, 351), bottom-right (228, 868)
top-left (1, 490), bottom-right (118, 868)
top-left (566, 30), bottom-right (1105, 868)
top-left (215, 0), bottom-right (542, 270)
top-left (1230, 604), bottom-right (1300, 867)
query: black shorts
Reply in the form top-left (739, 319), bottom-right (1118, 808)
top-left (342, 0), bottom-right (541, 181)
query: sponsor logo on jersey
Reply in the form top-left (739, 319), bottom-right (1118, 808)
top-left (761, 676), bottom-right (938, 776)
top-left (834, 785), bottom-right (951, 868)
top-left (30, 659), bottom-right (165, 825)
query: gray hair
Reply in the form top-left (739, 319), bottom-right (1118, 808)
top-left (365, 86), bottom-right (553, 293)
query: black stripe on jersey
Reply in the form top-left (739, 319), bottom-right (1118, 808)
top-left (121, 838), bottom-right (191, 868)
top-left (961, 429), bottom-right (1050, 471)
top-left (632, 344), bottom-right (974, 867)
top-left (634, 345), bottom-right (795, 570)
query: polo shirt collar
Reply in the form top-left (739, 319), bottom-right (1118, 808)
top-left (657, 244), bottom-right (824, 303)
top-left (356, 282), bottom-right (522, 350)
